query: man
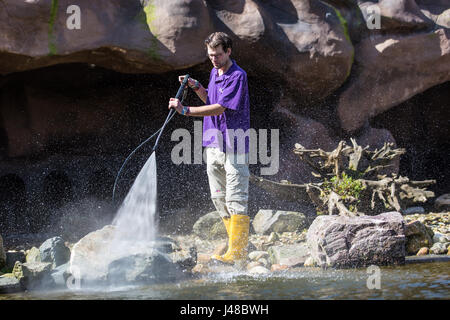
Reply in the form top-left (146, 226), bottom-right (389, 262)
top-left (168, 32), bottom-right (250, 265)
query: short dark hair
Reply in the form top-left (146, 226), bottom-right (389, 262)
top-left (205, 32), bottom-right (232, 52)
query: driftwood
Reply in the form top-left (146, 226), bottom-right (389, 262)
top-left (251, 139), bottom-right (435, 216)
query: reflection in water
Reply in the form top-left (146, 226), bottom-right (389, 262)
top-left (1, 262), bottom-right (449, 300)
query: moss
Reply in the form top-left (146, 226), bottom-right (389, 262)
top-left (48, 0), bottom-right (59, 56)
top-left (142, 0), bottom-right (160, 60)
top-left (322, 2), bottom-right (355, 79)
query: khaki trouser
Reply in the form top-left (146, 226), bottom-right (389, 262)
top-left (205, 147), bottom-right (249, 218)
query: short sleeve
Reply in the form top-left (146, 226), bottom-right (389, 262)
top-left (216, 74), bottom-right (245, 111)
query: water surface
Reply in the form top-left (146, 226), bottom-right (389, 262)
top-left (1, 262), bottom-right (448, 300)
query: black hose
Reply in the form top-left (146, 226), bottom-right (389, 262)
top-left (112, 75), bottom-right (190, 202)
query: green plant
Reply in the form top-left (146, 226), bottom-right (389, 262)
top-left (322, 172), bottom-right (366, 213)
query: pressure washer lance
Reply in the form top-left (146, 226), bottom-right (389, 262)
top-left (112, 75), bottom-right (191, 202)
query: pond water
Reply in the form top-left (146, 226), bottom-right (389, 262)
top-left (1, 262), bottom-right (448, 300)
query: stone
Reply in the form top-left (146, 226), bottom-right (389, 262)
top-left (246, 261), bottom-right (263, 271)
top-left (69, 225), bottom-right (188, 286)
top-left (170, 245), bottom-right (197, 273)
top-left (257, 258), bottom-right (270, 268)
top-left (248, 251), bottom-right (269, 261)
top-left (404, 220), bottom-right (434, 255)
top-left (268, 243), bottom-right (310, 268)
top-left (25, 247), bottom-right (41, 263)
top-left (192, 264), bottom-right (211, 275)
top-left (0, 275), bottom-right (22, 293)
top-left (267, 232), bottom-right (279, 243)
top-left (307, 212), bottom-right (406, 268)
top-left (270, 264), bottom-right (290, 272)
top-left (402, 207), bottom-right (425, 215)
top-left (212, 243), bottom-right (228, 257)
top-left (252, 210), bottom-right (308, 235)
top-left (15, 261), bottom-right (54, 290)
top-left (303, 256), bottom-right (316, 267)
top-left (430, 243), bottom-right (448, 255)
top-left (5, 251), bottom-right (26, 270)
top-left (435, 194), bottom-right (450, 211)
top-left (248, 266), bottom-right (270, 275)
top-left (39, 236), bottom-right (71, 268)
top-left (416, 247), bottom-right (429, 256)
top-left (197, 253), bottom-right (212, 265)
top-left (192, 211), bottom-right (227, 240)
top-left (106, 252), bottom-right (181, 285)
top-left (0, 0), bottom-right (353, 104)
top-left (338, 28), bottom-right (450, 133)
top-left (432, 232), bottom-right (449, 244)
top-left (0, 234), bottom-right (5, 269)
top-left (50, 262), bottom-right (70, 288)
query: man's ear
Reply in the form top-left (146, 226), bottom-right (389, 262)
top-left (226, 48), bottom-right (232, 56)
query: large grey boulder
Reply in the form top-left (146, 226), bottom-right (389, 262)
top-left (192, 211), bottom-right (227, 240)
top-left (307, 212), bottom-right (406, 268)
top-left (268, 243), bottom-right (310, 267)
top-left (69, 225), bottom-right (194, 287)
top-left (252, 210), bottom-right (308, 235)
top-left (13, 261), bottom-right (54, 290)
top-left (39, 236), bottom-right (71, 268)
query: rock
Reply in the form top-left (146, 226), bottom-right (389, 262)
top-left (433, 232), bottom-right (449, 244)
top-left (192, 211), bottom-right (227, 240)
top-left (257, 258), bottom-right (270, 268)
top-left (5, 251), bottom-right (26, 270)
top-left (268, 243), bottom-right (310, 268)
top-left (14, 261), bottom-right (53, 290)
top-left (430, 243), bottom-right (448, 255)
top-left (435, 194), bottom-right (450, 211)
top-left (338, 28), bottom-right (450, 133)
top-left (246, 261), bottom-right (263, 271)
top-left (303, 256), bottom-right (316, 267)
top-left (0, 234), bottom-right (5, 269)
top-left (307, 212), bottom-right (406, 268)
top-left (0, 275), bottom-right (22, 293)
top-left (248, 266), bottom-right (270, 275)
top-left (248, 251), bottom-right (269, 261)
top-left (50, 262), bottom-right (70, 288)
top-left (416, 247), bottom-right (429, 256)
top-left (252, 210), bottom-right (308, 235)
top-left (267, 232), bottom-right (279, 243)
top-left (402, 207), bottom-right (425, 215)
top-left (39, 236), bottom-right (71, 268)
top-left (192, 264), bottom-right (211, 275)
top-left (197, 253), bottom-right (212, 265)
top-left (270, 264), bottom-right (290, 272)
top-left (106, 252), bottom-right (181, 285)
top-left (405, 220), bottom-right (434, 255)
top-left (212, 242), bottom-right (228, 257)
top-left (69, 225), bottom-right (188, 286)
top-left (25, 247), bottom-right (41, 263)
top-left (170, 245), bottom-right (197, 273)
top-left (0, 0), bottom-right (353, 103)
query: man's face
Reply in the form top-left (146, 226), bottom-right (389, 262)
top-left (207, 45), bottom-right (231, 69)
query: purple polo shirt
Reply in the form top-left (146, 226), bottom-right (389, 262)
top-left (203, 60), bottom-right (250, 153)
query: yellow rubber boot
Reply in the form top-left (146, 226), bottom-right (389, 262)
top-left (223, 217), bottom-right (231, 236)
top-left (211, 214), bottom-right (250, 264)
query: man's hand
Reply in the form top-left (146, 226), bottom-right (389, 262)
top-left (179, 75), bottom-right (197, 89)
top-left (168, 98), bottom-right (184, 114)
